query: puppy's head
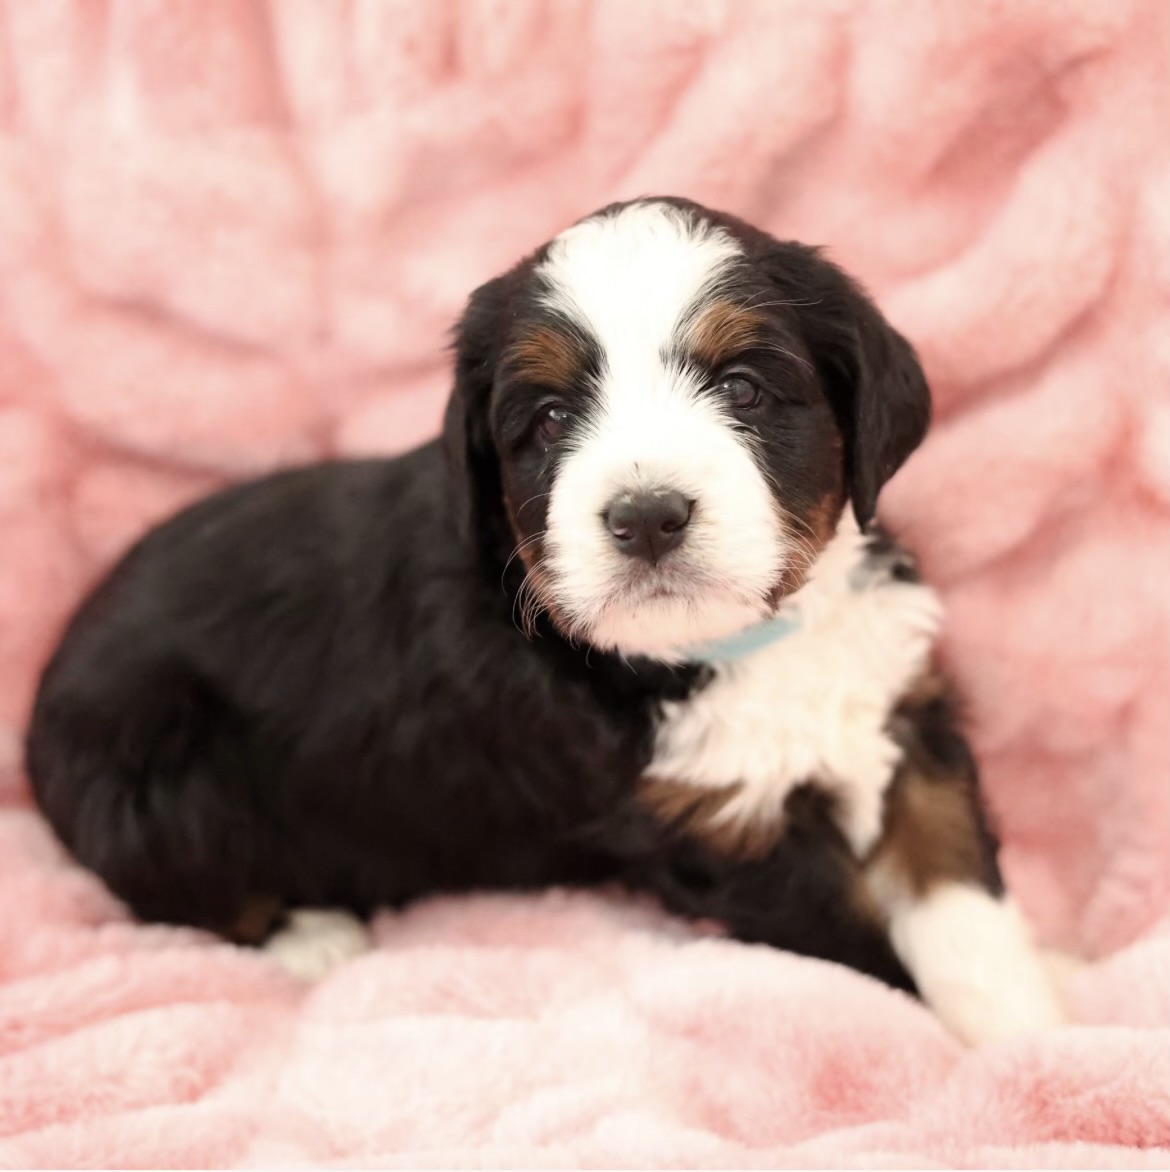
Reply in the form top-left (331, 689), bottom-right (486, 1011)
top-left (446, 198), bottom-right (929, 659)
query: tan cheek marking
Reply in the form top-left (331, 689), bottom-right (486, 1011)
top-left (502, 496), bottom-right (574, 639)
top-left (804, 481), bottom-right (846, 547)
top-left (685, 300), bottom-right (765, 368)
top-left (521, 565), bottom-right (560, 637)
top-left (504, 496), bottom-right (538, 572)
top-left (506, 325), bottom-right (582, 390)
top-left (769, 489), bottom-right (846, 605)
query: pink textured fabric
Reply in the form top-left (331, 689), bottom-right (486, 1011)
top-left (1, 1), bottom-right (1168, 1165)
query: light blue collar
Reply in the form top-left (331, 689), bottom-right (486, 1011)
top-left (682, 611), bottom-right (802, 665)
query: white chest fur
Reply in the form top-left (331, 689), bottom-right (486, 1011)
top-left (649, 519), bottom-right (942, 857)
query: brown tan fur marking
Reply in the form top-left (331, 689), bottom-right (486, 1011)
top-left (864, 674), bottom-right (1001, 907)
top-left (685, 300), bottom-right (765, 368)
top-left (504, 497), bottom-right (540, 573)
top-left (223, 894), bottom-right (286, 945)
top-left (506, 325), bottom-right (582, 390)
top-left (770, 488), bottom-right (846, 604)
top-left (896, 665), bottom-right (950, 710)
top-left (639, 670), bottom-right (999, 924)
top-left (868, 767), bottom-right (990, 897)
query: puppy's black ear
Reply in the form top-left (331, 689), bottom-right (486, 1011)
top-left (443, 274), bottom-right (513, 558)
top-left (838, 293), bottom-right (931, 527)
top-left (774, 247), bottom-right (931, 527)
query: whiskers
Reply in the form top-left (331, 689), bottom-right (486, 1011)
top-left (501, 493), bottom-right (560, 637)
top-left (501, 532), bottom-right (545, 591)
top-left (780, 509), bottom-right (824, 579)
top-left (512, 566), bottom-right (549, 639)
top-left (752, 465), bottom-right (826, 583)
top-left (501, 529), bottom-right (554, 639)
top-left (734, 289), bottom-right (823, 313)
top-left (514, 491), bottom-right (551, 516)
top-left (751, 339), bottom-right (814, 372)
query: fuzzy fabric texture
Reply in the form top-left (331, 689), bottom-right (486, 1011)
top-left (1, 0), bottom-right (1168, 1165)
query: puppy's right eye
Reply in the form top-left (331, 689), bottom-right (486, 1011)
top-left (536, 404), bottom-right (573, 448)
top-left (713, 375), bottom-right (762, 411)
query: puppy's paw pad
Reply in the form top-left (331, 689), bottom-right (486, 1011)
top-left (264, 909), bottom-right (371, 982)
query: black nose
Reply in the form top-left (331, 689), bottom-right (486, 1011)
top-left (604, 491), bottom-right (694, 563)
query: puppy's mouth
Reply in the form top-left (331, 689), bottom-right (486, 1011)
top-left (611, 559), bottom-right (704, 600)
top-left (597, 560), bottom-right (765, 615)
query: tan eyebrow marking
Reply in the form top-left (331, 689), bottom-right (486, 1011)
top-left (684, 300), bottom-right (765, 367)
top-left (506, 325), bottom-right (583, 390)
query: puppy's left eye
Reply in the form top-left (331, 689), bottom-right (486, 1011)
top-left (713, 375), bottom-right (761, 410)
top-left (536, 403), bottom-right (573, 447)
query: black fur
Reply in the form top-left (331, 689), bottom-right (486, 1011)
top-left (26, 198), bottom-right (940, 989)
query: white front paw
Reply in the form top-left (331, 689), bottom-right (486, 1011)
top-left (890, 885), bottom-right (1068, 1046)
top-left (934, 970), bottom-right (1066, 1047)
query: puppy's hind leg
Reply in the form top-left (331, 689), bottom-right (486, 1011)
top-left (28, 670), bottom-right (266, 936)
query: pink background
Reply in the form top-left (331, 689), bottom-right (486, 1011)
top-left (0, 1), bottom-right (1167, 1164)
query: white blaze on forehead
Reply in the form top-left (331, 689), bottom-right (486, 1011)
top-left (531, 201), bottom-right (788, 658)
top-left (537, 201), bottom-right (743, 369)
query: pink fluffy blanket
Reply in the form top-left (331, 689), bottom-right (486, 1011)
top-left (1, 1), bottom-right (1168, 1165)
